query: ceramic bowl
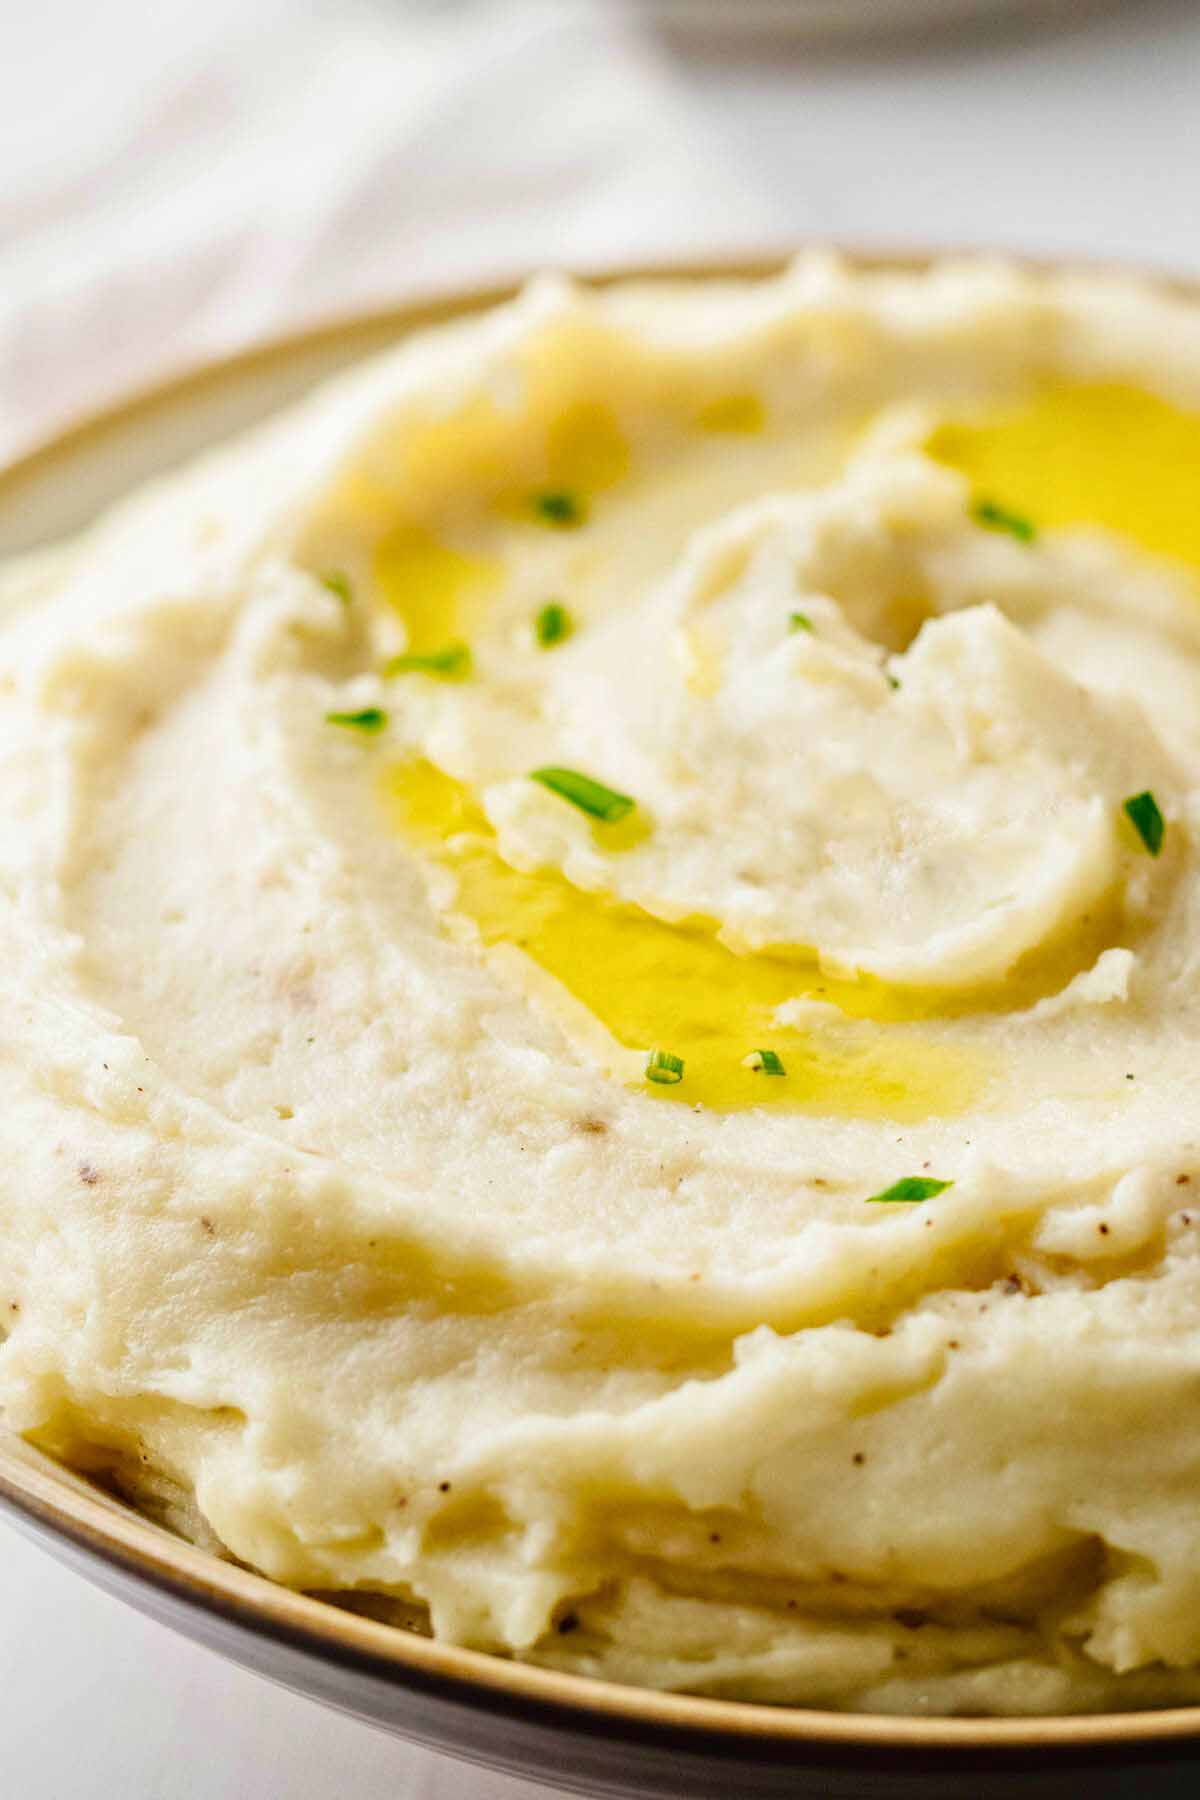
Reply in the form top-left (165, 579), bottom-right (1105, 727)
top-left (2, 257), bottom-right (1199, 1799)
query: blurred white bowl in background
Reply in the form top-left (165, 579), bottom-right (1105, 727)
top-left (643, 0), bottom-right (1115, 41)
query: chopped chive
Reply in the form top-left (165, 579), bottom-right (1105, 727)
top-left (1124, 789), bottom-right (1165, 856)
top-left (972, 498), bottom-right (1036, 543)
top-left (742, 1049), bottom-right (786, 1076)
top-left (886, 673), bottom-right (901, 690)
top-left (866, 1176), bottom-right (953, 1205)
top-left (532, 490), bottom-right (586, 528)
top-left (320, 570), bottom-right (353, 605)
top-left (645, 1049), bottom-right (684, 1085)
top-left (383, 642), bottom-right (471, 680)
top-left (531, 766), bottom-right (635, 822)
top-left (326, 707), bottom-right (387, 734)
top-left (535, 601), bottom-right (572, 648)
top-left (788, 612), bottom-right (814, 634)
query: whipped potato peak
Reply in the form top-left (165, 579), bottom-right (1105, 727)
top-left (6, 256), bottom-right (1200, 1713)
top-left (470, 451), bottom-right (1175, 989)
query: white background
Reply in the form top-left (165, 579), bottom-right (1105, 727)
top-left (3, 0), bottom-right (1200, 1792)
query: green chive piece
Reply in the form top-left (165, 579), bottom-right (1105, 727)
top-left (383, 642), bottom-right (471, 680)
top-left (1124, 790), bottom-right (1165, 856)
top-left (320, 570), bottom-right (353, 605)
top-left (532, 490), bottom-right (586, 528)
top-left (645, 1049), bottom-right (685, 1086)
top-left (535, 601), bottom-right (573, 648)
top-left (972, 498), bottom-right (1036, 542)
top-left (866, 1176), bottom-right (953, 1205)
top-left (326, 707), bottom-right (387, 734)
top-left (743, 1049), bottom-right (786, 1076)
top-left (531, 766), bottom-right (635, 822)
top-left (886, 673), bottom-right (901, 691)
top-left (788, 612), bottom-right (814, 634)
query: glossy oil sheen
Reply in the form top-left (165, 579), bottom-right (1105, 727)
top-left (388, 761), bottom-right (979, 1119)
top-left (928, 381), bottom-right (1200, 571)
top-left (373, 527), bottom-right (500, 652)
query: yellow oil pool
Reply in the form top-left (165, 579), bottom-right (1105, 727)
top-left (929, 381), bottom-right (1200, 571)
top-left (371, 400), bottom-right (631, 645)
top-left (696, 392), bottom-right (766, 436)
top-left (387, 761), bottom-right (980, 1119)
top-left (373, 527), bottom-right (500, 654)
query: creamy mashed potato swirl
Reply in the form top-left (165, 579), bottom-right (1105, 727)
top-left (7, 256), bottom-right (1200, 1713)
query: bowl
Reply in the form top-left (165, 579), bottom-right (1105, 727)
top-left (3, 254), bottom-right (1200, 1799)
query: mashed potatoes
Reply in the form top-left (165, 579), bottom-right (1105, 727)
top-left (6, 255), bottom-right (1200, 1713)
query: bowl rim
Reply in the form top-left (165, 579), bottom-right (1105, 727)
top-left (4, 243), bottom-right (1200, 1761)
